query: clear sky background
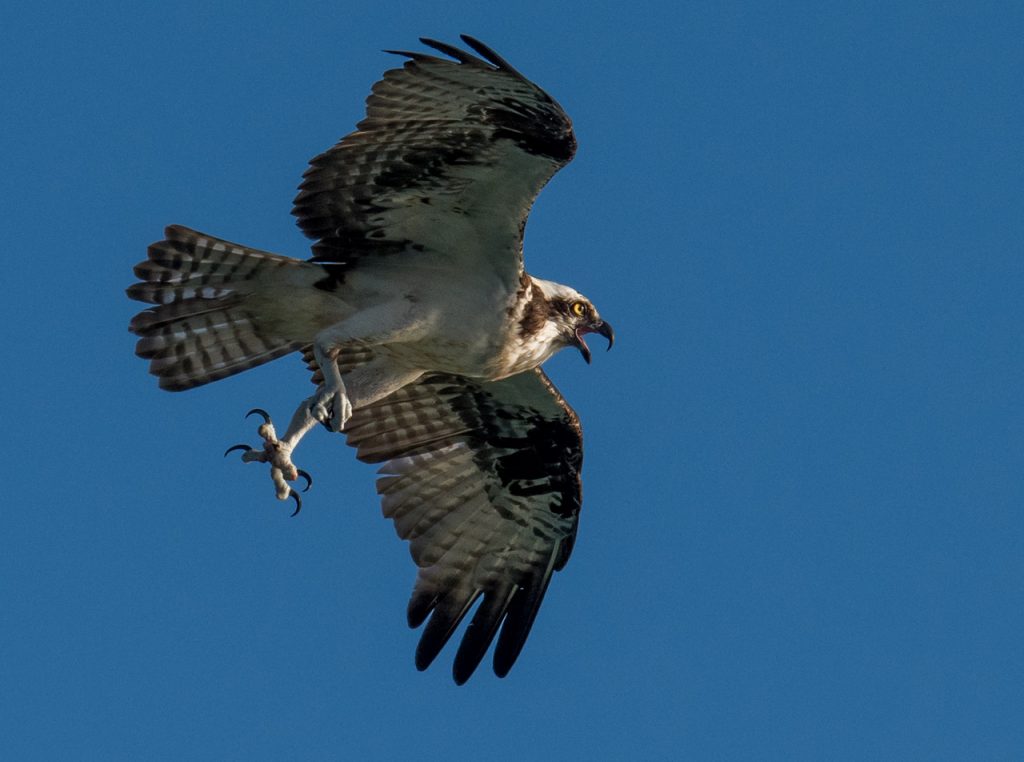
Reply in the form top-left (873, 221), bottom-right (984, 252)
top-left (2, 1), bottom-right (1022, 759)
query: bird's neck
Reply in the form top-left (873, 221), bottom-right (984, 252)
top-left (492, 274), bottom-right (567, 378)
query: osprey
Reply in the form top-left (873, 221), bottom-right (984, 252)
top-left (127, 35), bottom-right (613, 684)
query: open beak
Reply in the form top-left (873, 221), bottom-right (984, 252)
top-left (574, 320), bottom-right (615, 364)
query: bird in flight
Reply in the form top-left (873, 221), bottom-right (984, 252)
top-left (127, 35), bottom-right (613, 684)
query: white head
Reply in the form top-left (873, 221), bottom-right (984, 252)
top-left (523, 277), bottom-right (615, 365)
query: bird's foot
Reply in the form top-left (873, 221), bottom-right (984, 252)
top-left (309, 382), bottom-right (352, 433)
top-left (224, 408), bottom-right (312, 516)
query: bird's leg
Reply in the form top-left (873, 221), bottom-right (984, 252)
top-left (224, 407), bottom-right (317, 516)
top-left (310, 341), bottom-right (352, 432)
top-left (224, 355), bottom-right (423, 512)
top-left (226, 302), bottom-right (429, 509)
top-left (307, 303), bottom-right (430, 432)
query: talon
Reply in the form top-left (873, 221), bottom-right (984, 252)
top-left (245, 408), bottom-right (271, 422)
top-left (227, 406), bottom-right (310, 511)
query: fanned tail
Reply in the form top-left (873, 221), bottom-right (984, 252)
top-left (127, 225), bottom-right (311, 391)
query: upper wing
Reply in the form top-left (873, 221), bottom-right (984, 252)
top-left (292, 35), bottom-right (576, 288)
top-left (341, 364), bottom-right (583, 684)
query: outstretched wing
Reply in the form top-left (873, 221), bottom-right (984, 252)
top-left (292, 35), bottom-right (576, 288)
top-left (341, 364), bottom-right (582, 684)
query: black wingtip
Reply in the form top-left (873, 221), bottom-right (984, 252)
top-left (413, 590), bottom-right (480, 675)
top-left (407, 590), bottom-right (438, 629)
top-left (419, 37), bottom-right (485, 66)
top-left (383, 49), bottom-right (448, 66)
top-left (389, 35), bottom-right (524, 79)
top-left (493, 552), bottom-right (559, 677)
top-left (451, 587), bottom-right (516, 685)
top-left (414, 649), bottom-right (434, 672)
top-left (459, 34), bottom-right (522, 76)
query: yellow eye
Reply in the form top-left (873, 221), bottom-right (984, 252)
top-left (570, 301), bottom-right (587, 317)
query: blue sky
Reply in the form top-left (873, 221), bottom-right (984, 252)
top-left (2, 1), bottom-right (1022, 758)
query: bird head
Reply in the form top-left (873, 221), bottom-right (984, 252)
top-left (529, 278), bottom-right (615, 364)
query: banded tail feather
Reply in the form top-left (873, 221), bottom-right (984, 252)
top-left (127, 225), bottom-right (316, 391)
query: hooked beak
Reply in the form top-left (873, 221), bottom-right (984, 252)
top-left (574, 320), bottom-right (615, 364)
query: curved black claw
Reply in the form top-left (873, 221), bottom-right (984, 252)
top-left (288, 489), bottom-right (302, 517)
top-left (245, 408), bottom-right (271, 423)
top-left (295, 469), bottom-right (313, 492)
top-left (224, 443), bottom-right (253, 458)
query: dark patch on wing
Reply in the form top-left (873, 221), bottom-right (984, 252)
top-left (484, 100), bottom-right (577, 163)
top-left (493, 417), bottom-right (582, 512)
top-left (445, 382), bottom-right (582, 519)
